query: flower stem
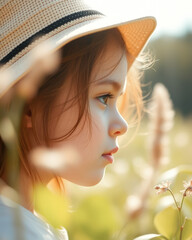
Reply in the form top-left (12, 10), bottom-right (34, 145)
top-left (167, 188), bottom-right (183, 239)
top-left (180, 217), bottom-right (187, 240)
top-left (167, 188), bottom-right (179, 209)
top-left (180, 188), bottom-right (188, 210)
top-left (179, 189), bottom-right (188, 240)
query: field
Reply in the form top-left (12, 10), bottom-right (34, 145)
top-left (66, 114), bottom-right (192, 240)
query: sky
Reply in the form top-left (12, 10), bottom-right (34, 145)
top-left (85, 0), bottom-right (192, 39)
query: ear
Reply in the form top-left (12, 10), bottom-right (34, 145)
top-left (24, 109), bottom-right (33, 128)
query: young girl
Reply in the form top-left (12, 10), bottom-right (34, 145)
top-left (0, 0), bottom-right (156, 239)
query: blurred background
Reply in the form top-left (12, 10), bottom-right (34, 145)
top-left (65, 1), bottom-right (192, 239)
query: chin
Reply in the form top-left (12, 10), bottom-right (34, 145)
top-left (82, 177), bottom-right (103, 187)
top-left (67, 169), bottom-right (106, 187)
top-left (84, 168), bottom-right (107, 186)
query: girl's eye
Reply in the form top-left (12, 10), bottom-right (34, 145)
top-left (97, 94), bottom-right (113, 105)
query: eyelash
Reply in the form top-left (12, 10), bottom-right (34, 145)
top-left (97, 93), bottom-right (114, 105)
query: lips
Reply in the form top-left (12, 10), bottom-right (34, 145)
top-left (102, 147), bottom-right (119, 164)
top-left (103, 147), bottom-right (119, 155)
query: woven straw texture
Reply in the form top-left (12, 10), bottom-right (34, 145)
top-left (0, 0), bottom-right (156, 96)
top-left (0, 0), bottom-right (102, 67)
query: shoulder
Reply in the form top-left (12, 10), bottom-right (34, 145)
top-left (0, 195), bottom-right (68, 240)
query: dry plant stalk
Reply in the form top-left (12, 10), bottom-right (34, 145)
top-left (125, 83), bottom-right (175, 220)
top-left (148, 83), bottom-right (175, 168)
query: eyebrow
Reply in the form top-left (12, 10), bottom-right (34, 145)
top-left (94, 80), bottom-right (121, 91)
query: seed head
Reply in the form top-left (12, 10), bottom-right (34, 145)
top-left (154, 181), bottom-right (171, 195)
top-left (181, 179), bottom-right (192, 197)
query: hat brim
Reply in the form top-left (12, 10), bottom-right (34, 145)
top-left (0, 15), bottom-right (156, 97)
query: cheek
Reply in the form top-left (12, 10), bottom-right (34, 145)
top-left (48, 99), bottom-right (108, 160)
top-left (73, 110), bottom-right (106, 152)
top-left (91, 114), bottom-right (106, 139)
top-left (88, 102), bottom-right (108, 144)
top-left (48, 104), bottom-right (80, 141)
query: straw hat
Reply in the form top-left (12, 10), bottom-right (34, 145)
top-left (0, 0), bottom-right (156, 97)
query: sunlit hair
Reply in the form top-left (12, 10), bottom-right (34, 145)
top-left (0, 28), bottom-right (145, 191)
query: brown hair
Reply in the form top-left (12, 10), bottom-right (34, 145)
top-left (0, 28), bottom-right (143, 190)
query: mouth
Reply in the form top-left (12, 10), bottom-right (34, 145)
top-left (102, 147), bottom-right (119, 164)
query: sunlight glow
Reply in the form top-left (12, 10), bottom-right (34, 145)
top-left (85, 0), bottom-right (192, 37)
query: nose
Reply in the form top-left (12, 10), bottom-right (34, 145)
top-left (109, 110), bottom-right (128, 137)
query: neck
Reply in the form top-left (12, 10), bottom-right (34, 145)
top-left (0, 168), bottom-right (34, 212)
top-left (19, 168), bottom-right (34, 212)
top-left (19, 166), bottom-right (54, 212)
top-left (1, 167), bottom-right (56, 213)
top-left (0, 176), bottom-right (33, 212)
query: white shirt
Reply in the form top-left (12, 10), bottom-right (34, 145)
top-left (0, 195), bottom-right (68, 240)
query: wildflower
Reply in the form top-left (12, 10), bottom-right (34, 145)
top-left (154, 181), bottom-right (171, 194)
top-left (181, 179), bottom-right (192, 197)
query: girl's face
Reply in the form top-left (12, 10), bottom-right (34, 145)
top-left (46, 37), bottom-right (128, 186)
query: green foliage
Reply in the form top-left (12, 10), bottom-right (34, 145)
top-left (154, 206), bottom-right (179, 239)
top-left (182, 218), bottom-right (192, 240)
top-left (133, 168), bottom-right (192, 240)
top-left (68, 194), bottom-right (119, 240)
top-left (158, 166), bottom-right (192, 219)
top-left (33, 184), bottom-right (71, 229)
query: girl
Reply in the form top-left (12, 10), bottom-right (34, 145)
top-left (0, 0), bottom-right (156, 239)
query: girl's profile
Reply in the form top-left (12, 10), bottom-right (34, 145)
top-left (0, 0), bottom-right (156, 239)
